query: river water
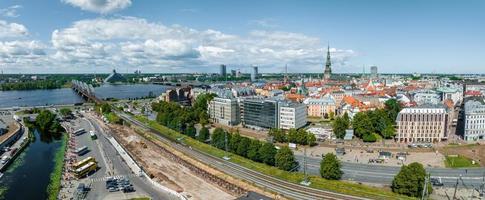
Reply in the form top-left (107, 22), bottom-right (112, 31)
top-left (0, 130), bottom-right (62, 200)
top-left (0, 84), bottom-right (168, 108)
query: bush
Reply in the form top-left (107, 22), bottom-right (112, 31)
top-left (363, 133), bottom-right (377, 142)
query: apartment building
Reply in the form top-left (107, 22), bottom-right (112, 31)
top-left (279, 102), bottom-right (307, 130)
top-left (303, 95), bottom-right (336, 119)
top-left (396, 107), bottom-right (448, 143)
top-left (464, 98), bottom-right (485, 141)
top-left (208, 97), bottom-right (240, 126)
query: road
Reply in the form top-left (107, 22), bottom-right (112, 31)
top-left (296, 155), bottom-right (485, 188)
top-left (117, 112), bottom-right (371, 200)
top-left (70, 115), bottom-right (172, 200)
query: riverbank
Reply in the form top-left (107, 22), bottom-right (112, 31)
top-left (0, 123), bottom-right (30, 172)
top-left (47, 133), bottom-right (68, 200)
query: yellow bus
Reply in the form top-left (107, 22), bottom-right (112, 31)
top-left (75, 162), bottom-right (97, 178)
top-left (72, 156), bottom-right (96, 170)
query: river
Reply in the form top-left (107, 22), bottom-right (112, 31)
top-left (0, 84), bottom-right (169, 108)
top-left (0, 130), bottom-right (62, 200)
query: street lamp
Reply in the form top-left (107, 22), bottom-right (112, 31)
top-left (300, 137), bottom-right (311, 186)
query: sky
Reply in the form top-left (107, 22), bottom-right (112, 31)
top-left (0, 0), bottom-right (484, 74)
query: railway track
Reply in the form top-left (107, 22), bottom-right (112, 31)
top-left (118, 113), bottom-right (371, 200)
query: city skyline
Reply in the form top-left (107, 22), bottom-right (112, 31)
top-left (1, 0), bottom-right (485, 74)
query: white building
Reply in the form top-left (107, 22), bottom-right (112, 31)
top-left (396, 107), bottom-right (449, 143)
top-left (278, 102), bottom-right (307, 130)
top-left (464, 99), bottom-right (485, 141)
top-left (208, 97), bottom-right (240, 126)
top-left (413, 91), bottom-right (441, 105)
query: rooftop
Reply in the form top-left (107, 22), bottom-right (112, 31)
top-left (399, 107), bottom-right (446, 114)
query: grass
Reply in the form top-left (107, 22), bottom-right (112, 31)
top-left (106, 112), bottom-right (122, 124)
top-left (445, 155), bottom-right (480, 168)
top-left (46, 133), bottom-right (68, 200)
top-left (133, 115), bottom-right (414, 200)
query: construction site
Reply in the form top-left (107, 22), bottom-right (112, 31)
top-left (93, 115), bottom-right (276, 200)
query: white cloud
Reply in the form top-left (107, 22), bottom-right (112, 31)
top-left (2, 16), bottom-right (356, 73)
top-left (0, 20), bottom-right (28, 38)
top-left (0, 5), bottom-right (22, 17)
top-left (62, 0), bottom-right (131, 14)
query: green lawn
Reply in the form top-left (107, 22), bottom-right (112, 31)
top-left (133, 115), bottom-right (413, 200)
top-left (445, 155), bottom-right (480, 168)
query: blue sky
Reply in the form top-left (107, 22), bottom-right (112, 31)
top-left (0, 0), bottom-right (484, 74)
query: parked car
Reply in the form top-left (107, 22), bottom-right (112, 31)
top-left (430, 177), bottom-right (444, 186)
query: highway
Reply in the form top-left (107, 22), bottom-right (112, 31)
top-left (117, 112), bottom-right (373, 200)
top-left (296, 155), bottom-right (485, 188)
top-left (68, 115), bottom-right (171, 200)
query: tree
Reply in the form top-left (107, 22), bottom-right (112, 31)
top-left (352, 112), bottom-right (373, 138)
top-left (307, 133), bottom-right (317, 146)
top-left (275, 146), bottom-right (299, 171)
top-left (258, 142), bottom-right (277, 166)
top-left (296, 129), bottom-right (309, 145)
top-left (236, 137), bottom-right (251, 157)
top-left (332, 117), bottom-right (349, 139)
top-left (100, 103), bottom-right (112, 114)
top-left (211, 128), bottom-right (227, 150)
top-left (247, 140), bottom-right (262, 162)
top-left (287, 128), bottom-right (299, 143)
top-left (382, 125), bottom-right (396, 139)
top-left (268, 128), bottom-right (287, 143)
top-left (342, 112), bottom-right (350, 124)
top-left (197, 126), bottom-right (210, 142)
top-left (186, 124), bottom-right (196, 138)
top-left (229, 132), bottom-right (242, 153)
top-left (385, 99), bottom-right (402, 122)
top-left (392, 162), bottom-right (432, 197)
top-left (329, 111), bottom-right (335, 120)
top-left (320, 153), bottom-right (343, 180)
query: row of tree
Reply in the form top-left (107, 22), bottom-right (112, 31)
top-left (268, 128), bottom-right (317, 146)
top-left (0, 80), bottom-right (65, 91)
top-left (332, 99), bottom-right (402, 142)
top-left (211, 128), bottom-right (299, 171)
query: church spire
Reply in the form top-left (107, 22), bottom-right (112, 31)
top-left (323, 43), bottom-right (332, 80)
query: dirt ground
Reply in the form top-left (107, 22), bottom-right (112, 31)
top-left (431, 187), bottom-right (483, 199)
top-left (295, 145), bottom-right (446, 167)
top-left (437, 144), bottom-right (485, 166)
top-left (106, 123), bottom-right (236, 200)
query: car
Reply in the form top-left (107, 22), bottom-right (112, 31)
top-left (108, 187), bottom-right (119, 192)
top-left (122, 186), bottom-right (135, 193)
top-left (430, 178), bottom-right (444, 186)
